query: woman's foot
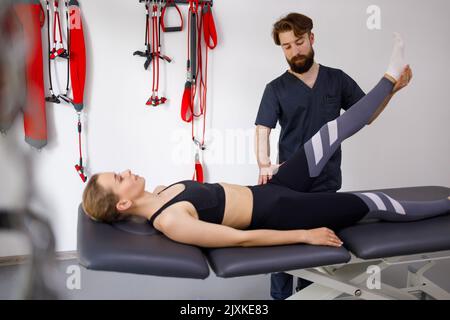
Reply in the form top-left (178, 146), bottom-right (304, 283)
top-left (385, 32), bottom-right (407, 82)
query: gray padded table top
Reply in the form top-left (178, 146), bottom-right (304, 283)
top-left (206, 245), bottom-right (350, 278)
top-left (77, 205), bottom-right (210, 279)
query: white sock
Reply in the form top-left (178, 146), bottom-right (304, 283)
top-left (386, 32), bottom-right (406, 81)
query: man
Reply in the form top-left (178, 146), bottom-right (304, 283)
top-left (254, 13), bottom-right (397, 300)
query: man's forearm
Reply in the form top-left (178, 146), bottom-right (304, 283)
top-left (255, 125), bottom-right (271, 167)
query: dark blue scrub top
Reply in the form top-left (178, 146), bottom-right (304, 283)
top-left (255, 64), bottom-right (365, 192)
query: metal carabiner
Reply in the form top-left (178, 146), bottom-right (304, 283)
top-left (193, 138), bottom-right (205, 164)
top-left (193, 137), bottom-right (205, 151)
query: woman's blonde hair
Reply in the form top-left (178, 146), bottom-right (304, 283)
top-left (82, 174), bottom-right (124, 223)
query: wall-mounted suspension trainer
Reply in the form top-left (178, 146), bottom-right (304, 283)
top-left (134, 0), bottom-right (181, 107)
top-left (180, 0), bottom-right (216, 183)
top-left (133, 0), bottom-right (215, 183)
top-left (44, 0), bottom-right (87, 183)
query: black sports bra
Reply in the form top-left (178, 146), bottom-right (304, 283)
top-left (148, 180), bottom-right (226, 226)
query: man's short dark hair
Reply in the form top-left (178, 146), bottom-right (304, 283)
top-left (272, 13), bottom-right (313, 46)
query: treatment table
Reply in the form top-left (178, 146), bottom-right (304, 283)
top-left (77, 186), bottom-right (450, 299)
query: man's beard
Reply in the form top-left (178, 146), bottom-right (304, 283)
top-left (287, 48), bottom-right (315, 74)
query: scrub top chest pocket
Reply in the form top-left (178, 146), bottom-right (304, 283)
top-left (322, 94), bottom-right (341, 121)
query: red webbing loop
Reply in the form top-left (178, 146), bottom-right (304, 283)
top-left (202, 3), bottom-right (217, 49)
top-left (193, 161), bottom-right (204, 183)
top-left (181, 81), bottom-right (193, 122)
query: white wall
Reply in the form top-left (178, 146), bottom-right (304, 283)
top-left (1, 0), bottom-right (449, 255)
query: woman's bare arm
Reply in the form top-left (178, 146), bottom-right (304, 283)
top-left (155, 208), bottom-right (343, 248)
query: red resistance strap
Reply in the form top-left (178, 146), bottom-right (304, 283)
top-left (181, 0), bottom-right (217, 183)
top-left (50, 0), bottom-right (67, 59)
top-left (180, 0), bottom-right (192, 121)
top-left (146, 1), bottom-right (171, 107)
top-left (75, 114), bottom-right (87, 182)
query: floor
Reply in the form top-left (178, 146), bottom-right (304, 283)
top-left (1, 257), bottom-right (450, 300)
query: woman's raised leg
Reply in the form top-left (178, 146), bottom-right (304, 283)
top-left (270, 34), bottom-right (407, 192)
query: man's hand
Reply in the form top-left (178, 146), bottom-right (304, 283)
top-left (303, 227), bottom-right (343, 247)
top-left (258, 164), bottom-right (281, 185)
top-left (392, 65), bottom-right (413, 94)
top-left (369, 65), bottom-right (413, 124)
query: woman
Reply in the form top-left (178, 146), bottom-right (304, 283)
top-left (82, 35), bottom-right (449, 248)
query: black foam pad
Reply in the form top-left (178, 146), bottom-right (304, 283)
top-left (77, 205), bottom-right (210, 279)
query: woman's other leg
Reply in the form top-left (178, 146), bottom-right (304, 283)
top-left (260, 192), bottom-right (449, 231)
top-left (353, 192), bottom-right (450, 222)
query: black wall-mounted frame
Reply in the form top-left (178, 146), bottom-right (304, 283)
top-left (139, 0), bottom-right (213, 6)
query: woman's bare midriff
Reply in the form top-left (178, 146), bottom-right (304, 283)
top-left (218, 183), bottom-right (253, 229)
top-left (154, 182), bottom-right (254, 229)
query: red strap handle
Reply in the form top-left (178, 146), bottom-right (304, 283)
top-left (193, 161), bottom-right (204, 183)
top-left (161, 0), bottom-right (184, 32)
top-left (181, 81), bottom-right (193, 122)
